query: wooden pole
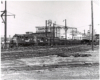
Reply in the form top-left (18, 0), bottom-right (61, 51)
top-left (5, 1), bottom-right (7, 48)
top-left (91, 0), bottom-right (94, 50)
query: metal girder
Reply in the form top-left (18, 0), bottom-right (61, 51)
top-left (1, 11), bottom-right (15, 23)
top-left (1, 10), bottom-right (5, 23)
top-left (54, 23), bottom-right (77, 29)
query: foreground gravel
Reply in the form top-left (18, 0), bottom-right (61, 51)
top-left (1, 45), bottom-right (99, 79)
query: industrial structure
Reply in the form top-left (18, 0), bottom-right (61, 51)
top-left (1, 19), bottom-right (99, 48)
top-left (36, 24), bottom-right (86, 40)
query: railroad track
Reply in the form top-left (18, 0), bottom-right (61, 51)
top-left (1, 44), bottom-right (83, 52)
top-left (1, 45), bottom-right (98, 60)
top-left (1, 45), bottom-right (86, 53)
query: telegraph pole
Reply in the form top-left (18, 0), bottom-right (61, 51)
top-left (65, 19), bottom-right (67, 45)
top-left (1, 1), bottom-right (15, 48)
top-left (45, 20), bottom-right (49, 46)
top-left (72, 29), bottom-right (73, 40)
top-left (91, 0), bottom-right (94, 51)
top-left (5, 1), bottom-right (7, 48)
top-left (84, 30), bottom-right (85, 35)
top-left (53, 23), bottom-right (55, 45)
top-left (55, 21), bottom-right (57, 38)
top-left (83, 30), bottom-right (85, 39)
top-left (45, 20), bottom-right (47, 37)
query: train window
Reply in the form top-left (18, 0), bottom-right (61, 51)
top-left (20, 36), bottom-right (21, 39)
top-left (22, 38), bottom-right (24, 40)
top-left (13, 37), bottom-right (17, 40)
top-left (19, 36), bottom-right (21, 39)
top-left (45, 39), bottom-right (47, 41)
top-left (40, 39), bottom-right (43, 42)
top-left (25, 37), bottom-right (28, 40)
top-left (30, 38), bottom-right (32, 40)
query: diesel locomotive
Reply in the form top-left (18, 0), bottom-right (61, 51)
top-left (9, 33), bottom-right (99, 47)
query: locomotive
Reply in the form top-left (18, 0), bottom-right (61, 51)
top-left (9, 33), bottom-right (99, 47)
top-left (10, 34), bottom-right (34, 47)
top-left (9, 34), bottom-right (49, 47)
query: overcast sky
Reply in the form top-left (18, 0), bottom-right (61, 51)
top-left (0, 0), bottom-right (100, 37)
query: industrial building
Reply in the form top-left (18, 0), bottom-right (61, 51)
top-left (36, 24), bottom-right (78, 39)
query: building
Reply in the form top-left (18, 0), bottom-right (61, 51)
top-left (73, 31), bottom-right (86, 40)
top-left (36, 24), bottom-right (77, 39)
top-left (36, 26), bottom-right (60, 38)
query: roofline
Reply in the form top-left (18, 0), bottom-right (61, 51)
top-left (36, 26), bottom-right (77, 29)
top-left (33, 32), bottom-right (51, 33)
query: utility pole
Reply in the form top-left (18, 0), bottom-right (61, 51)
top-left (72, 29), bottom-right (73, 40)
top-left (1, 1), bottom-right (15, 48)
top-left (84, 30), bottom-right (85, 35)
top-left (64, 19), bottom-right (67, 45)
top-left (45, 20), bottom-right (47, 37)
top-left (91, 0), bottom-right (94, 51)
top-left (53, 23), bottom-right (55, 45)
top-left (89, 25), bottom-right (91, 40)
top-left (84, 29), bottom-right (85, 39)
top-left (55, 21), bottom-right (57, 38)
top-left (5, 1), bottom-right (7, 48)
top-left (45, 20), bottom-right (47, 45)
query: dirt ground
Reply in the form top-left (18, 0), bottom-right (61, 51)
top-left (1, 45), bottom-right (99, 80)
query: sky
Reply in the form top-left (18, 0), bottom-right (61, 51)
top-left (0, 0), bottom-right (100, 37)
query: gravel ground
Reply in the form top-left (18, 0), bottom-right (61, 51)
top-left (1, 45), bottom-right (99, 80)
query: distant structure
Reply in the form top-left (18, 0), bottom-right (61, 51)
top-left (36, 26), bottom-right (60, 38)
top-left (36, 24), bottom-right (78, 39)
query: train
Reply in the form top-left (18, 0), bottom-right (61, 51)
top-left (9, 34), bottom-right (49, 47)
top-left (9, 33), bottom-right (99, 48)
